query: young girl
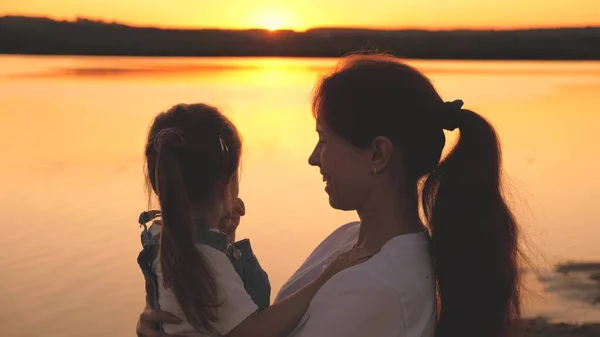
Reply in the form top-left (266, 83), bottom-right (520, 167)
top-left (136, 103), bottom-right (372, 337)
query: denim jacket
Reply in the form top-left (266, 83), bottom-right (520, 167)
top-left (136, 211), bottom-right (271, 321)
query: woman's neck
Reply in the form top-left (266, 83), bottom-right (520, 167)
top-left (355, 189), bottom-right (426, 252)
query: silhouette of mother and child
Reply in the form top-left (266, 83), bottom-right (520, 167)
top-left (134, 53), bottom-right (522, 337)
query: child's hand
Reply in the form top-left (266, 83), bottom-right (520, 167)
top-left (218, 198), bottom-right (245, 242)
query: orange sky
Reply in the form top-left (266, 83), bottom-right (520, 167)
top-left (2, 0), bottom-right (599, 31)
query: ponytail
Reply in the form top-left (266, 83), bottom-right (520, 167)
top-left (154, 130), bottom-right (220, 333)
top-left (422, 109), bottom-right (521, 337)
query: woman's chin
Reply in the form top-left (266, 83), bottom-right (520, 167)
top-left (326, 184), bottom-right (351, 210)
top-left (327, 194), bottom-right (353, 211)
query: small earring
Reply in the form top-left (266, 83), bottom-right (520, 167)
top-left (372, 167), bottom-right (378, 175)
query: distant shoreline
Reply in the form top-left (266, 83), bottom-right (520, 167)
top-left (2, 52), bottom-right (600, 61)
top-left (1, 16), bottom-right (600, 60)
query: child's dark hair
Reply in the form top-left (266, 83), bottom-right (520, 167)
top-left (145, 103), bottom-right (242, 332)
top-left (312, 54), bottom-right (522, 337)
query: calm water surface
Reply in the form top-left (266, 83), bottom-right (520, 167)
top-left (1, 56), bottom-right (599, 337)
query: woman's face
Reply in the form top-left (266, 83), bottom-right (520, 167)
top-left (308, 120), bottom-right (373, 210)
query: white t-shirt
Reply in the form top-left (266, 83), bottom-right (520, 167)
top-left (275, 222), bottom-right (436, 337)
top-left (153, 243), bottom-right (258, 337)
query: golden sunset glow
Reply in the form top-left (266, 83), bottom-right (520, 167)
top-left (2, 0), bottom-right (600, 327)
top-left (264, 17), bottom-right (283, 32)
top-left (1, 0), bottom-right (599, 31)
top-left (253, 8), bottom-right (291, 31)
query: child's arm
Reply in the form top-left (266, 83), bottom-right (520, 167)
top-left (218, 198), bottom-right (271, 310)
top-left (229, 239), bottom-right (271, 310)
top-left (224, 247), bottom-right (374, 337)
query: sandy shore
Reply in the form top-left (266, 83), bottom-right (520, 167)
top-left (523, 318), bottom-right (600, 337)
top-left (521, 261), bottom-right (600, 336)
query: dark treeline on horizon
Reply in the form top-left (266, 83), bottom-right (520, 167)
top-left (1, 16), bottom-right (599, 60)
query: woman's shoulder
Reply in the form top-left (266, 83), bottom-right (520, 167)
top-left (320, 221), bottom-right (360, 246)
top-left (303, 221), bottom-right (360, 260)
top-left (332, 221), bottom-right (361, 236)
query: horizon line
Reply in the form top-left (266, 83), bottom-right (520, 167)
top-left (2, 13), bottom-right (600, 33)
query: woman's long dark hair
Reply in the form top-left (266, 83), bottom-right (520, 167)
top-left (145, 103), bottom-right (242, 332)
top-left (312, 54), bottom-right (521, 337)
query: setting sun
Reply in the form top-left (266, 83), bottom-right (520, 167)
top-left (251, 7), bottom-right (299, 31)
top-left (263, 16), bottom-right (284, 31)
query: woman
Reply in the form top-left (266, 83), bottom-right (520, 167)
top-left (137, 54), bottom-right (522, 337)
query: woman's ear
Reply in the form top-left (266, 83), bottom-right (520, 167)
top-left (370, 136), bottom-right (394, 173)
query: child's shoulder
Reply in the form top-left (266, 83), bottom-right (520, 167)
top-left (141, 221), bottom-right (162, 247)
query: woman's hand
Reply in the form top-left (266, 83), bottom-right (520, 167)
top-left (136, 306), bottom-right (184, 337)
top-left (218, 198), bottom-right (246, 243)
top-left (318, 247), bottom-right (377, 283)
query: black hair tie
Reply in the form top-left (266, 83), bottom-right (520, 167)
top-left (440, 99), bottom-right (464, 131)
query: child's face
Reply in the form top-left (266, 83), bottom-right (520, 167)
top-left (230, 171), bottom-right (240, 201)
top-left (223, 170), bottom-right (240, 213)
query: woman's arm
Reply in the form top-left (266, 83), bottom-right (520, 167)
top-left (136, 248), bottom-right (374, 337)
top-left (227, 277), bottom-right (322, 337)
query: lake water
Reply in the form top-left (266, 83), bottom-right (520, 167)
top-left (1, 55), bottom-right (599, 337)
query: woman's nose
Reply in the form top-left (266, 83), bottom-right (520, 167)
top-left (308, 145), bottom-right (320, 167)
